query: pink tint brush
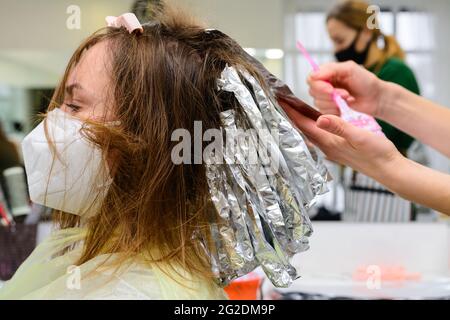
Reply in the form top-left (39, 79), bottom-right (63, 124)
top-left (296, 41), bottom-right (384, 136)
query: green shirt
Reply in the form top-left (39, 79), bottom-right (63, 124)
top-left (368, 58), bottom-right (420, 153)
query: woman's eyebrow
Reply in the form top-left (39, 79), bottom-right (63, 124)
top-left (65, 83), bottom-right (84, 96)
top-left (65, 83), bottom-right (94, 103)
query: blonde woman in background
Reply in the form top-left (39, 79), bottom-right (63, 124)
top-left (322, 0), bottom-right (421, 222)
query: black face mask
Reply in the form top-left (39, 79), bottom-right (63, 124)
top-left (335, 32), bottom-right (370, 64)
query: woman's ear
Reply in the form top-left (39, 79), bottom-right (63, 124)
top-left (356, 29), bottom-right (373, 52)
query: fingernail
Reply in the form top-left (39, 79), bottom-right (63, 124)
top-left (317, 117), bottom-right (331, 128)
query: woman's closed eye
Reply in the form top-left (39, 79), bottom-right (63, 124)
top-left (332, 37), bottom-right (345, 46)
top-left (64, 103), bottom-right (82, 113)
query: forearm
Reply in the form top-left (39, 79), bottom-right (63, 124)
top-left (369, 156), bottom-right (450, 215)
top-left (378, 82), bottom-right (450, 157)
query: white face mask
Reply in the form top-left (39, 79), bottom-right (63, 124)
top-left (21, 108), bottom-right (111, 216)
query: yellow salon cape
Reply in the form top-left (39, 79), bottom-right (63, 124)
top-left (0, 227), bottom-right (228, 300)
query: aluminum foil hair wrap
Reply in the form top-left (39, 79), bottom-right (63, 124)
top-left (203, 65), bottom-right (330, 288)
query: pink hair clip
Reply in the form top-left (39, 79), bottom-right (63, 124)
top-left (105, 13), bottom-right (143, 34)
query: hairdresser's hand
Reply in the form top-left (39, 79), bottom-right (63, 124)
top-left (283, 104), bottom-right (402, 181)
top-left (307, 61), bottom-right (387, 118)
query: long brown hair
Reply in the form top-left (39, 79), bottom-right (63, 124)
top-left (0, 122), bottom-right (8, 142)
top-left (49, 4), bottom-right (263, 286)
top-left (327, 0), bottom-right (406, 72)
top-left (0, 123), bottom-right (20, 163)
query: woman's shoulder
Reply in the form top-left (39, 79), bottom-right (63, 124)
top-left (377, 58), bottom-right (420, 94)
top-left (379, 58), bottom-right (414, 76)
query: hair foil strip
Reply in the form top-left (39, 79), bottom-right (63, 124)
top-left (241, 69), bottom-right (330, 207)
top-left (221, 109), bottom-right (298, 287)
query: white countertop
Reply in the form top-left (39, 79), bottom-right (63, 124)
top-left (261, 221), bottom-right (450, 299)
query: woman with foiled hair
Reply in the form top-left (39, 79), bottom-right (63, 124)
top-left (0, 4), bottom-right (327, 299)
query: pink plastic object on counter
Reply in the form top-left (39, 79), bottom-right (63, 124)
top-left (353, 265), bottom-right (421, 282)
top-left (296, 41), bottom-right (384, 136)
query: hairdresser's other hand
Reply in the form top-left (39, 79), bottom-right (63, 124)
top-left (307, 61), bottom-right (386, 117)
top-left (283, 105), bottom-right (402, 181)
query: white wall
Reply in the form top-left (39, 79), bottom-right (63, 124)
top-left (0, 0), bottom-right (285, 87)
top-left (0, 0), bottom-right (135, 86)
top-left (0, 0), bottom-right (284, 51)
top-left (172, 0), bottom-right (284, 49)
top-left (0, 0), bottom-right (134, 51)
